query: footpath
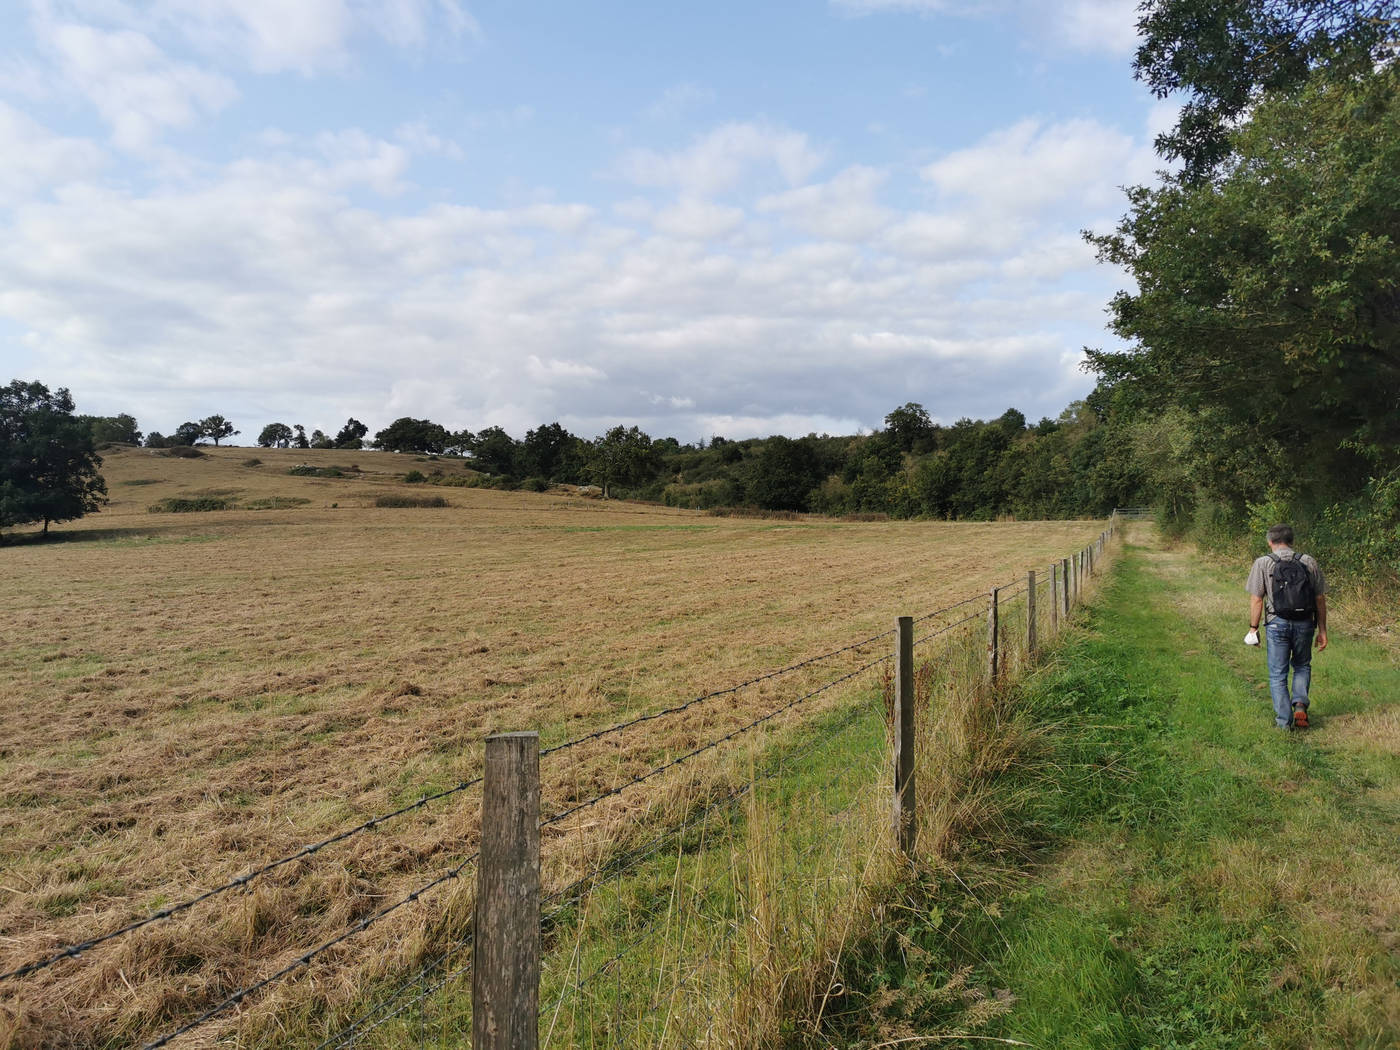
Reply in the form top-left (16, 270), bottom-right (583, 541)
top-left (823, 530), bottom-right (1400, 1050)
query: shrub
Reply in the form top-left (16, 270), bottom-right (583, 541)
top-left (242, 496), bottom-right (311, 510)
top-left (148, 497), bottom-right (231, 513)
top-left (242, 457), bottom-right (262, 467)
top-left (166, 446), bottom-right (204, 459)
top-left (403, 470), bottom-right (426, 483)
top-left (119, 478), bottom-right (161, 487)
top-left (375, 494), bottom-right (449, 508)
top-left (663, 479), bottom-right (737, 509)
top-left (706, 506), bottom-right (802, 521)
top-left (288, 465), bottom-right (344, 478)
top-left (523, 476), bottom-right (550, 492)
top-left (429, 473), bottom-right (474, 487)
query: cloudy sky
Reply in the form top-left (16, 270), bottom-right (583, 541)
top-left (0, 0), bottom-right (1172, 444)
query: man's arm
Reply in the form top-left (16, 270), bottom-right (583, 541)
top-left (1249, 594), bottom-right (1264, 629)
top-left (1315, 595), bottom-right (1328, 650)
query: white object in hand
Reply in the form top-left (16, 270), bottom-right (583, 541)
top-left (1244, 629), bottom-right (1260, 646)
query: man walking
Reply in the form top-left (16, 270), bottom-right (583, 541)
top-left (1245, 525), bottom-right (1328, 729)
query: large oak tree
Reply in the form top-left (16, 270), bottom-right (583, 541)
top-left (0, 380), bottom-right (108, 535)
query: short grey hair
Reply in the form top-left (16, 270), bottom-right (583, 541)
top-left (1267, 524), bottom-right (1294, 546)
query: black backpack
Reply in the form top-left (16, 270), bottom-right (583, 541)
top-left (1268, 553), bottom-right (1316, 621)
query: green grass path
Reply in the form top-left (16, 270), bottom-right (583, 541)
top-left (825, 531), bottom-right (1400, 1049)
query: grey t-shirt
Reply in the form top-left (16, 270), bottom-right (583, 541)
top-left (1245, 547), bottom-right (1326, 616)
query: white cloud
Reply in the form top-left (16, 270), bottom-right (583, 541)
top-left (394, 120), bottom-right (464, 159)
top-left (651, 198), bottom-right (745, 240)
top-left (0, 101), bottom-right (107, 203)
top-left (757, 165), bottom-right (891, 241)
top-left (920, 117), bottom-right (1153, 215)
top-left (0, 89), bottom-right (1142, 440)
top-left (830, 0), bottom-right (1141, 56)
top-left (63, 0), bottom-right (483, 74)
top-left (1044, 0), bottom-right (1140, 57)
top-left (44, 21), bottom-right (238, 148)
top-left (619, 121), bottom-right (825, 197)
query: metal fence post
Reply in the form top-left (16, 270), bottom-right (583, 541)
top-left (893, 616), bottom-right (915, 857)
top-left (473, 733), bottom-right (540, 1050)
top-left (987, 587), bottom-right (999, 683)
top-left (1026, 570), bottom-right (1037, 658)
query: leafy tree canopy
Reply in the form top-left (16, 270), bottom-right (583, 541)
top-left (373, 417), bottom-right (449, 454)
top-left (257, 422), bottom-right (294, 448)
top-left (334, 418), bottom-right (368, 449)
top-left (472, 426), bottom-right (519, 476)
top-left (1135, 0), bottom-right (1399, 180)
top-left (80, 413), bottom-right (142, 446)
top-left (1089, 66), bottom-right (1400, 509)
top-left (884, 402), bottom-right (938, 454)
top-left (1, 379), bottom-right (108, 535)
top-left (199, 415), bottom-right (238, 445)
top-left (520, 422), bottom-right (582, 481)
top-left (588, 425), bottom-right (659, 497)
top-left (174, 421), bottom-right (203, 446)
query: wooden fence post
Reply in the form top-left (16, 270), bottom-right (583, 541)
top-left (1049, 564), bottom-right (1059, 634)
top-left (987, 588), bottom-right (999, 683)
top-left (473, 732), bottom-right (540, 1050)
top-left (1061, 558), bottom-right (1070, 617)
top-left (893, 616), bottom-right (915, 857)
top-left (1026, 570), bottom-right (1037, 658)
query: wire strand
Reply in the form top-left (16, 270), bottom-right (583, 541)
top-left (1, 776), bottom-right (484, 983)
top-left (539, 627), bottom-right (896, 759)
top-left (140, 849), bottom-right (480, 1049)
top-left (539, 653), bottom-right (889, 831)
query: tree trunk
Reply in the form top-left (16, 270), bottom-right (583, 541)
top-left (42, 518), bottom-right (49, 535)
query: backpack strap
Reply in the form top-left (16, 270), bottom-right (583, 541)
top-left (1263, 552), bottom-right (1280, 624)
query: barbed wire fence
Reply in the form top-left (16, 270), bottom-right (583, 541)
top-left (1, 523), bottom-right (1119, 1049)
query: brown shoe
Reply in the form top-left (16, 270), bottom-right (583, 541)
top-left (1292, 704), bottom-right (1309, 730)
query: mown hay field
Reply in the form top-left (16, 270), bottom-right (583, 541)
top-left (0, 444), bottom-right (1106, 1047)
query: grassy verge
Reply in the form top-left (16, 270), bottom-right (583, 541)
top-left (815, 529), bottom-right (1400, 1049)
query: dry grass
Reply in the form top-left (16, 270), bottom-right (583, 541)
top-left (0, 445), bottom-right (1108, 1048)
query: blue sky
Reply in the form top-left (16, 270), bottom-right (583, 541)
top-left (0, 0), bottom-right (1172, 443)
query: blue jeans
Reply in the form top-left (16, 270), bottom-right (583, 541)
top-left (1265, 618), bottom-right (1314, 727)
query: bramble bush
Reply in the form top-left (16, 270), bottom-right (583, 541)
top-left (375, 494), bottom-right (448, 508)
top-left (149, 497), bottom-right (231, 513)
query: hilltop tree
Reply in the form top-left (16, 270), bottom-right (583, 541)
top-left (334, 418), bottom-right (368, 449)
top-left (80, 413), bottom-right (142, 446)
top-left (472, 426), bottom-right (519, 476)
top-left (373, 417), bottom-right (449, 454)
top-left (199, 415), bottom-right (238, 446)
top-left (0, 380), bottom-right (108, 535)
top-left (257, 422), bottom-right (294, 448)
top-left (174, 421), bottom-right (203, 446)
top-left (292, 424), bottom-right (310, 449)
top-left (310, 429), bottom-right (333, 449)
